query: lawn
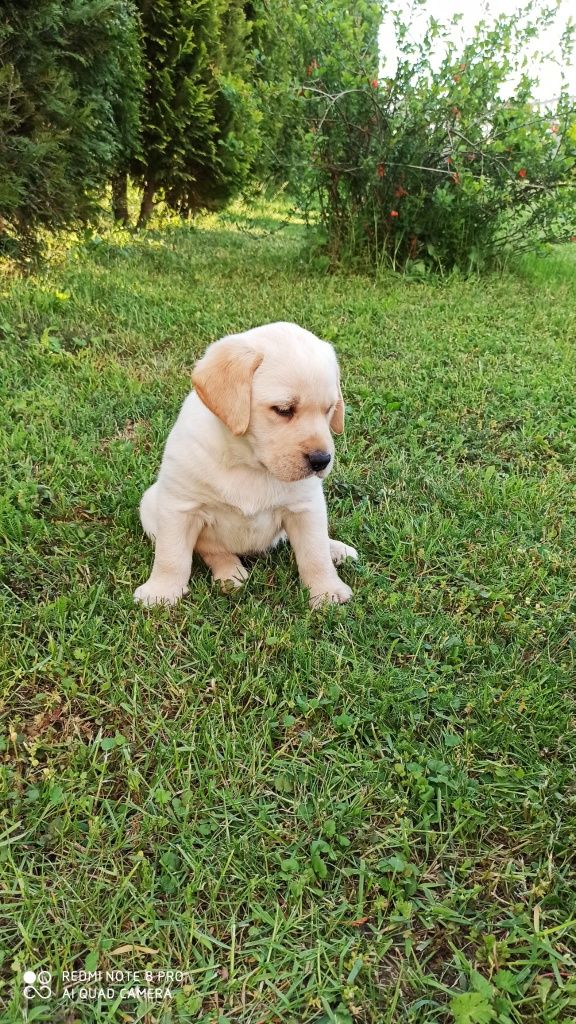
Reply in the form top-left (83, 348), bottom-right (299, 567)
top-left (1, 206), bottom-right (575, 1024)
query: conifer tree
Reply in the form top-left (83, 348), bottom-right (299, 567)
top-left (0, 0), bottom-right (143, 253)
top-left (130, 0), bottom-right (259, 226)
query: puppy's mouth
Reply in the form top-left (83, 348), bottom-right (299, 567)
top-left (251, 453), bottom-right (332, 483)
top-left (252, 457), bottom-right (302, 483)
top-left (299, 462), bottom-right (332, 482)
top-left (271, 464), bottom-right (319, 484)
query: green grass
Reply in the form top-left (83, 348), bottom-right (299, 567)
top-left (1, 206), bottom-right (575, 1024)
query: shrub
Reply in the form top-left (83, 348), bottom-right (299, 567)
top-left (129, 0), bottom-right (261, 227)
top-left (0, 0), bottom-right (143, 257)
top-left (294, 1), bottom-right (576, 273)
top-left (247, 0), bottom-right (317, 185)
top-left (248, 0), bottom-right (381, 189)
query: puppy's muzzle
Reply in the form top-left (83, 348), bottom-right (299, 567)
top-left (307, 450), bottom-right (332, 473)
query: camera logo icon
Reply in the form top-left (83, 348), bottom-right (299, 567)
top-left (23, 970), bottom-right (52, 1000)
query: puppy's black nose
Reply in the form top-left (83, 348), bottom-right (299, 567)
top-left (307, 450), bottom-right (332, 472)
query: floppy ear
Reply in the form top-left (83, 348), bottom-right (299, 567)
top-left (330, 374), bottom-right (345, 434)
top-left (192, 336), bottom-right (263, 436)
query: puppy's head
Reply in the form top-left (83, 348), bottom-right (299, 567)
top-left (192, 322), bottom-right (345, 482)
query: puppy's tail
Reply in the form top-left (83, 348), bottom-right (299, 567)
top-left (139, 484), bottom-right (158, 541)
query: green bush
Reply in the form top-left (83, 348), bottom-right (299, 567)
top-left (129, 0), bottom-right (261, 226)
top-left (0, 0), bottom-right (143, 257)
top-left (247, 0), bottom-right (315, 185)
top-left (248, 0), bottom-right (380, 189)
top-left (294, 1), bottom-right (576, 273)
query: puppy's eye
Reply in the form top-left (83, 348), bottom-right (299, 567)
top-left (272, 406), bottom-right (294, 419)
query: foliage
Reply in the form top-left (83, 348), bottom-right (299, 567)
top-left (246, 0), bottom-right (313, 183)
top-left (294, 1), bottom-right (576, 273)
top-left (247, 0), bottom-right (381, 187)
top-left (0, 0), bottom-right (143, 257)
top-left (131, 0), bottom-right (261, 225)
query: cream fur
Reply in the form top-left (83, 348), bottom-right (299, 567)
top-left (133, 322), bottom-right (357, 609)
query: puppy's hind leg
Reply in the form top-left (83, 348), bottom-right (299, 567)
top-left (139, 484), bottom-right (159, 541)
top-left (200, 550), bottom-right (249, 592)
top-left (329, 538), bottom-right (358, 565)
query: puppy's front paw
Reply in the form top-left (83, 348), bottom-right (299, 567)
top-left (309, 577), bottom-right (353, 609)
top-left (134, 579), bottom-right (188, 607)
top-left (329, 539), bottom-right (358, 565)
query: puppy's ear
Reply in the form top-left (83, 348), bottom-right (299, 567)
top-left (330, 374), bottom-right (345, 434)
top-left (192, 336), bottom-right (263, 436)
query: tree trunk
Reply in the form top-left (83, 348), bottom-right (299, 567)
top-left (111, 173), bottom-right (130, 225)
top-left (137, 180), bottom-right (156, 228)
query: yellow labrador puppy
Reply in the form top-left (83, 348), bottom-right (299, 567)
top-left (134, 322), bottom-right (357, 609)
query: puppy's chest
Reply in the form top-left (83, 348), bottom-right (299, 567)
top-left (202, 502), bottom-right (284, 554)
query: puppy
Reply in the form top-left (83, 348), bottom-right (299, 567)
top-left (134, 322), bottom-right (357, 609)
